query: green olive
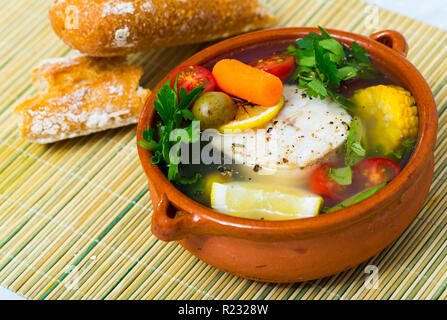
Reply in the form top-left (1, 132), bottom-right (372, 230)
top-left (192, 92), bottom-right (237, 130)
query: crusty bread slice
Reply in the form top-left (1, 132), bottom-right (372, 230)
top-left (14, 55), bottom-right (150, 144)
top-left (49, 0), bottom-right (276, 57)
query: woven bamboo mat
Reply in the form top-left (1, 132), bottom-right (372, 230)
top-left (0, 0), bottom-right (445, 300)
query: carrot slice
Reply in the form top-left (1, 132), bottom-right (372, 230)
top-left (212, 59), bottom-right (283, 107)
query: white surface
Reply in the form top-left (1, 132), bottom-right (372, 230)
top-left (0, 0), bottom-right (446, 301)
top-left (0, 287), bottom-right (25, 300)
top-left (365, 0), bottom-right (447, 30)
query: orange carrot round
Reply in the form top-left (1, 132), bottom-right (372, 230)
top-left (212, 59), bottom-right (283, 107)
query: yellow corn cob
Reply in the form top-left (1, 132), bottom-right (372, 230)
top-left (351, 85), bottom-right (418, 155)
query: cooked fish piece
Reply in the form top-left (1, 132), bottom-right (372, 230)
top-left (212, 85), bottom-right (352, 184)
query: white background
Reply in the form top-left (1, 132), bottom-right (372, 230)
top-left (366, 0), bottom-right (447, 30)
top-left (0, 0), bottom-right (446, 300)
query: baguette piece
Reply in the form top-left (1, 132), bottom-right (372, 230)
top-left (49, 0), bottom-right (275, 57)
top-left (14, 55), bottom-right (150, 144)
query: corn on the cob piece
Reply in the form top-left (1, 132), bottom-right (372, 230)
top-left (351, 85), bottom-right (418, 155)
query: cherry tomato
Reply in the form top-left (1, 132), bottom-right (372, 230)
top-left (167, 65), bottom-right (216, 95)
top-left (310, 164), bottom-right (350, 200)
top-left (249, 54), bottom-right (295, 81)
top-left (354, 158), bottom-right (401, 188)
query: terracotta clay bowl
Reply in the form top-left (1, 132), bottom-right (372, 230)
top-left (137, 28), bottom-right (438, 283)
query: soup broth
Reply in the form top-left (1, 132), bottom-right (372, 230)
top-left (144, 30), bottom-right (418, 220)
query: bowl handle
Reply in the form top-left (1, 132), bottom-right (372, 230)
top-left (151, 193), bottom-right (198, 241)
top-left (370, 30), bottom-right (408, 57)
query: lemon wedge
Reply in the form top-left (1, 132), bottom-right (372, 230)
top-left (210, 182), bottom-right (323, 221)
top-left (218, 96), bottom-right (285, 133)
top-left (203, 173), bottom-right (230, 199)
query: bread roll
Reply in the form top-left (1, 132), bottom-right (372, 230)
top-left (49, 0), bottom-right (275, 57)
top-left (14, 55), bottom-right (150, 144)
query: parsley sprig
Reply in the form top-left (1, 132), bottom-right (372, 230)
top-left (345, 117), bottom-right (367, 167)
top-left (138, 79), bottom-right (204, 184)
top-left (329, 117), bottom-right (367, 185)
top-left (286, 26), bottom-right (379, 108)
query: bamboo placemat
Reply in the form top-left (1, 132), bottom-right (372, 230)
top-left (0, 0), bottom-right (445, 300)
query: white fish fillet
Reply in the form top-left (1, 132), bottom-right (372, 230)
top-left (212, 85), bottom-right (352, 184)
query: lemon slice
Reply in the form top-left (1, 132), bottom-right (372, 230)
top-left (210, 182), bottom-right (323, 221)
top-left (218, 96), bottom-right (285, 133)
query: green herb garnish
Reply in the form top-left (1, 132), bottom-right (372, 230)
top-left (389, 139), bottom-right (416, 159)
top-left (286, 26), bottom-right (378, 108)
top-left (324, 183), bottom-right (386, 213)
top-left (328, 117), bottom-right (366, 186)
top-left (138, 79), bottom-right (204, 184)
top-left (345, 117), bottom-right (366, 166)
top-left (329, 166), bottom-right (353, 186)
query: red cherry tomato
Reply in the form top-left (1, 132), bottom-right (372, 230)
top-left (354, 158), bottom-right (401, 188)
top-left (310, 164), bottom-right (350, 200)
top-left (249, 54), bottom-right (295, 81)
top-left (167, 65), bottom-right (216, 95)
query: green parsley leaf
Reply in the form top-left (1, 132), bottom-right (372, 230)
top-left (319, 38), bottom-right (345, 63)
top-left (351, 41), bottom-right (371, 64)
top-left (306, 79), bottom-right (327, 99)
top-left (151, 151), bottom-right (162, 164)
top-left (137, 140), bottom-right (158, 151)
top-left (286, 26), bottom-right (378, 109)
top-left (154, 81), bottom-right (178, 125)
top-left (138, 78), bottom-right (204, 184)
top-left (181, 108), bottom-right (195, 121)
top-left (176, 172), bottom-right (202, 185)
top-left (324, 183), bottom-right (386, 213)
top-left (314, 43), bottom-right (340, 85)
top-left (329, 166), bottom-right (353, 186)
top-left (327, 91), bottom-right (356, 110)
top-left (168, 163), bottom-right (179, 181)
top-left (179, 86), bottom-right (204, 111)
top-left (345, 117), bottom-right (366, 166)
top-left (337, 66), bottom-right (358, 81)
top-left (318, 26), bottom-right (332, 39)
